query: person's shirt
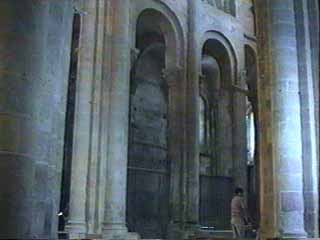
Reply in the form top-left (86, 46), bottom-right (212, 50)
top-left (231, 195), bottom-right (248, 220)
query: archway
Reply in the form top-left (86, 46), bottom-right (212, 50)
top-left (199, 36), bottom-right (236, 230)
top-left (127, 8), bottom-right (181, 239)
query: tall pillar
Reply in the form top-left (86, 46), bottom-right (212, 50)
top-left (256, 0), bottom-right (307, 238)
top-left (0, 1), bottom-right (73, 238)
top-left (186, 0), bottom-right (200, 227)
top-left (102, 1), bottom-right (138, 239)
top-left (163, 67), bottom-right (183, 223)
top-left (163, 67), bottom-right (185, 240)
top-left (295, 0), bottom-right (319, 237)
top-left (86, 0), bottom-right (106, 235)
top-left (65, 0), bottom-right (97, 237)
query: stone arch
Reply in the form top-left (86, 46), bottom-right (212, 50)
top-left (200, 31), bottom-right (237, 87)
top-left (132, 3), bottom-right (185, 68)
top-left (127, 5), bottom-right (184, 239)
top-left (198, 31), bottom-right (238, 229)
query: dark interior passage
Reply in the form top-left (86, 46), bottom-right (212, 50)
top-left (127, 11), bottom-right (170, 239)
top-left (199, 40), bottom-right (235, 230)
top-left (59, 13), bottom-right (80, 231)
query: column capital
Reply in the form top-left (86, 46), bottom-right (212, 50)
top-left (240, 69), bottom-right (247, 84)
top-left (161, 66), bottom-right (182, 88)
top-left (199, 73), bottom-right (206, 88)
top-left (130, 47), bottom-right (140, 67)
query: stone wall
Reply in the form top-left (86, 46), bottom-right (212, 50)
top-left (0, 0), bottom-right (258, 239)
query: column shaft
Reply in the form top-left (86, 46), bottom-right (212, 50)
top-left (66, 0), bottom-right (97, 236)
top-left (86, 0), bottom-right (106, 235)
top-left (0, 1), bottom-right (73, 238)
top-left (102, 1), bottom-right (138, 239)
top-left (295, 0), bottom-right (319, 237)
top-left (185, 0), bottom-right (200, 225)
top-left (256, 0), bottom-right (306, 237)
top-left (163, 67), bottom-right (183, 224)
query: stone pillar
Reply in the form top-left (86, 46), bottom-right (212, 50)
top-left (102, 1), bottom-right (139, 239)
top-left (65, 0), bottom-right (97, 237)
top-left (256, 0), bottom-right (307, 238)
top-left (232, 69), bottom-right (248, 195)
top-left (186, 0), bottom-right (200, 227)
top-left (0, 1), bottom-right (73, 238)
top-left (294, 0), bottom-right (319, 237)
top-left (163, 67), bottom-right (185, 239)
top-left (86, 0), bottom-right (106, 235)
top-left (163, 67), bottom-right (183, 222)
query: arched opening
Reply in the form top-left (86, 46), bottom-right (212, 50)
top-left (199, 38), bottom-right (235, 230)
top-left (127, 9), bottom-right (179, 239)
top-left (244, 44), bottom-right (259, 226)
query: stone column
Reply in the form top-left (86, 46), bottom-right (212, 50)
top-left (295, 0), bottom-right (319, 237)
top-left (0, 1), bottom-right (73, 238)
top-left (86, 0), bottom-right (106, 235)
top-left (185, 0), bottom-right (200, 228)
top-left (256, 0), bottom-right (306, 238)
top-left (102, 1), bottom-right (139, 239)
top-left (162, 67), bottom-right (184, 236)
top-left (232, 69), bottom-right (247, 195)
top-left (65, 0), bottom-right (97, 237)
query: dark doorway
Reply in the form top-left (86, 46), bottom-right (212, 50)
top-left (199, 39), bottom-right (234, 230)
top-left (59, 13), bottom-right (80, 232)
top-left (127, 41), bottom-right (169, 239)
top-left (126, 11), bottom-right (170, 238)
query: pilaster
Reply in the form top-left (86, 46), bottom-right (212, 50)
top-left (101, 1), bottom-right (139, 239)
top-left (66, 0), bottom-right (100, 237)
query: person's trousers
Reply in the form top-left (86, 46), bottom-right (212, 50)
top-left (232, 223), bottom-right (246, 238)
top-left (231, 217), bottom-right (246, 238)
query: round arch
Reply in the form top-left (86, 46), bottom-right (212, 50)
top-left (127, 3), bottom-right (185, 238)
top-left (200, 31), bottom-right (238, 87)
top-left (132, 2), bottom-right (185, 68)
top-left (198, 31), bottom-right (238, 228)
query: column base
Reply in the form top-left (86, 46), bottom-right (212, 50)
top-left (65, 220), bottom-right (87, 239)
top-left (262, 230), bottom-right (307, 240)
top-left (167, 222), bottom-right (201, 240)
top-left (279, 232), bottom-right (308, 239)
top-left (102, 224), bottom-right (140, 240)
top-left (60, 232), bottom-right (101, 240)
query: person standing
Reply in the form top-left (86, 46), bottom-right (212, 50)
top-left (231, 187), bottom-right (249, 238)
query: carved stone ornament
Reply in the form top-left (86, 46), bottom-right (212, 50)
top-left (161, 66), bottom-right (182, 87)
